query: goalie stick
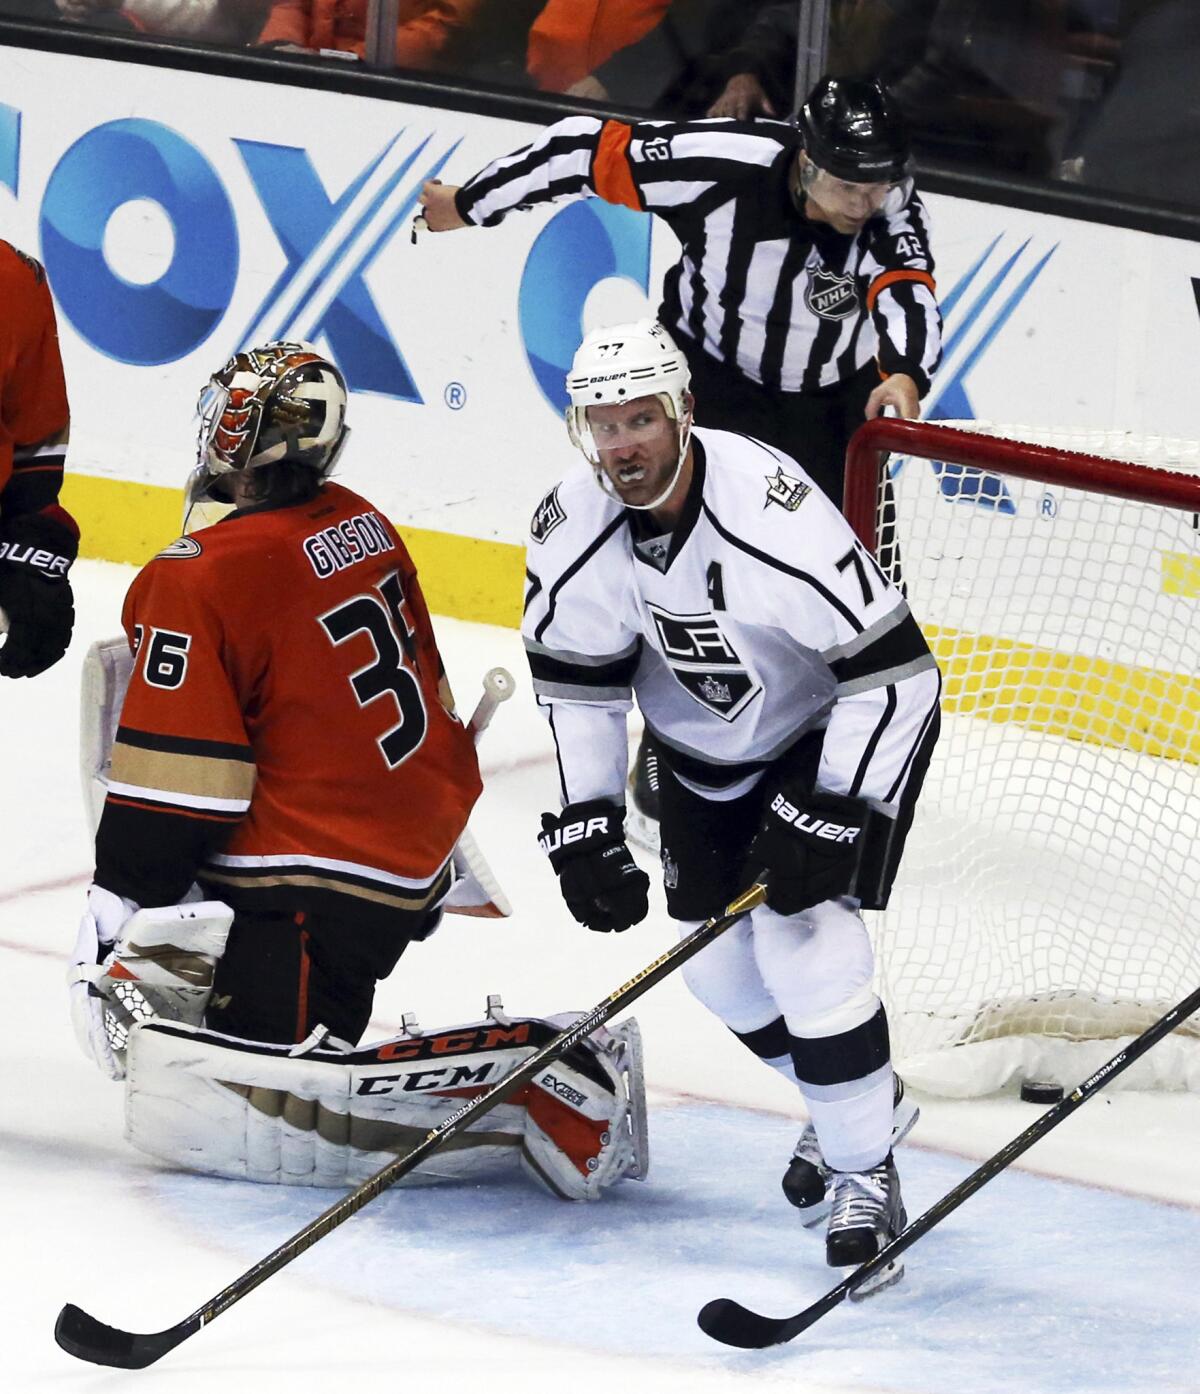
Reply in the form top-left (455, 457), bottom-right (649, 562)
top-left (698, 977), bottom-right (1200, 1350)
top-left (450, 666), bottom-right (516, 917)
top-left (465, 665), bottom-right (515, 740)
top-left (55, 882), bottom-right (768, 1368)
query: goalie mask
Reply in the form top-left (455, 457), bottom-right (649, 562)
top-left (566, 319), bottom-right (693, 511)
top-left (187, 341), bottom-right (349, 523)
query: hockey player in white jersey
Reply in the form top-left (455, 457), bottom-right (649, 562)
top-left (527, 319), bottom-right (941, 1288)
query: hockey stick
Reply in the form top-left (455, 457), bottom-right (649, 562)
top-left (55, 881), bottom-right (768, 1368)
top-left (449, 666), bottom-right (516, 917)
top-left (698, 978), bottom-right (1200, 1349)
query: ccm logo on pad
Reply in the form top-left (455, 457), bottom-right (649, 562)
top-left (770, 795), bottom-right (861, 843)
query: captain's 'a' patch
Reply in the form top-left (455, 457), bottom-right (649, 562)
top-left (530, 486), bottom-right (566, 543)
top-left (764, 466), bottom-right (810, 512)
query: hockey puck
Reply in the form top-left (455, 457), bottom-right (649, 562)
top-left (1019, 1080), bottom-right (1065, 1104)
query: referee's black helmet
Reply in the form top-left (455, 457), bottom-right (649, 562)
top-left (796, 76), bottom-right (910, 184)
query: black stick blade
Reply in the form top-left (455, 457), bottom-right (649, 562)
top-left (697, 1298), bottom-right (798, 1349)
top-left (55, 1303), bottom-right (191, 1369)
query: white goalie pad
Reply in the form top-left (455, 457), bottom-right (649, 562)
top-left (124, 997), bottom-right (648, 1200)
top-left (80, 634), bottom-right (134, 837)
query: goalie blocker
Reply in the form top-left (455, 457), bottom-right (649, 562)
top-left (124, 998), bottom-right (648, 1202)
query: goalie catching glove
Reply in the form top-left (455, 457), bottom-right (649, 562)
top-left (539, 799), bottom-right (650, 933)
top-left (748, 785), bottom-right (874, 915)
top-left (68, 884), bottom-right (233, 1080)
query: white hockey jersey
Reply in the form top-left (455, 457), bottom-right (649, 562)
top-left (523, 427), bottom-right (941, 816)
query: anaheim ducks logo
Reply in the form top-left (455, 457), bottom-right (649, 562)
top-left (156, 536), bottom-right (203, 560)
top-left (806, 268), bottom-right (860, 320)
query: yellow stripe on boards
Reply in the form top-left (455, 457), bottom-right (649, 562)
top-left (926, 624), bottom-right (1200, 764)
top-left (59, 473), bottom-right (526, 629)
top-left (61, 474), bottom-right (182, 568)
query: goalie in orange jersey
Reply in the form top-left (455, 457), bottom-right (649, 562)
top-left (70, 341), bottom-right (484, 1059)
top-left (64, 340), bottom-right (648, 1201)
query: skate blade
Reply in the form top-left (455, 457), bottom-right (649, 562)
top-left (797, 1198), bottom-right (831, 1233)
top-left (846, 1257), bottom-right (905, 1301)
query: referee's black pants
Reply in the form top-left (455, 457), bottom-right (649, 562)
top-left (682, 347), bottom-right (878, 509)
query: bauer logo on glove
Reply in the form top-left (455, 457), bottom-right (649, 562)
top-left (767, 793), bottom-right (863, 844)
top-left (749, 786), bottom-right (873, 916)
top-left (538, 799), bottom-right (650, 933)
top-left (537, 810), bottom-right (615, 855)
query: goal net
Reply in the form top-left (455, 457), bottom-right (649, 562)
top-left (844, 418), bottom-right (1200, 1097)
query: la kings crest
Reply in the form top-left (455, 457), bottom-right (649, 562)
top-left (530, 486), bottom-right (566, 543)
top-left (764, 466), bottom-right (810, 512)
top-left (646, 603), bottom-right (762, 721)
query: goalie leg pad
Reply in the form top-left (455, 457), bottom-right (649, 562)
top-left (124, 1005), bottom-right (648, 1198)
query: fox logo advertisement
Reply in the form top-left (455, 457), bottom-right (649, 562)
top-left (4, 53), bottom-right (1199, 550)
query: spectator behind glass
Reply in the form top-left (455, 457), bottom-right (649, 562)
top-left (525, 0), bottom-right (671, 98)
top-left (1, 0), bottom-right (65, 20)
top-left (1074, 0), bottom-right (1200, 209)
top-left (55, 0), bottom-right (267, 42)
top-left (256, 0), bottom-right (479, 64)
top-left (448, 0), bottom-right (688, 103)
top-left (701, 1), bottom-right (1075, 178)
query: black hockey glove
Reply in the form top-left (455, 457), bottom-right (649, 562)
top-left (0, 510), bottom-right (78, 678)
top-left (538, 799), bottom-right (650, 933)
top-left (748, 785), bottom-right (872, 916)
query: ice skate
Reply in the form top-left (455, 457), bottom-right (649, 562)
top-left (782, 1074), bottom-right (918, 1228)
top-left (825, 1155), bottom-right (907, 1297)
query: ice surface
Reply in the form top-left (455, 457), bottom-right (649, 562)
top-left (4, 560), bottom-right (1200, 1393)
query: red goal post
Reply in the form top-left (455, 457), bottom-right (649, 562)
top-left (843, 417), bottom-right (1200, 1098)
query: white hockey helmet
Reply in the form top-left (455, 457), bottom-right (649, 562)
top-left (565, 319), bottom-right (693, 509)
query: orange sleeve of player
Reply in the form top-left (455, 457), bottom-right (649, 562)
top-left (112, 560), bottom-right (256, 812)
top-left (96, 555), bottom-right (256, 906)
top-left (1, 249), bottom-right (70, 449)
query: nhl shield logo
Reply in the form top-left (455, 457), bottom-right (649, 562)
top-left (806, 268), bottom-right (859, 320)
top-left (530, 486), bottom-right (566, 543)
top-left (764, 466), bottom-right (811, 512)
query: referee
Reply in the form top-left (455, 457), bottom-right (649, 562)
top-left (419, 75), bottom-right (941, 508)
top-left (419, 74), bottom-right (943, 829)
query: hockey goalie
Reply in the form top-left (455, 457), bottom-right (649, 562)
top-left (65, 340), bottom-right (647, 1202)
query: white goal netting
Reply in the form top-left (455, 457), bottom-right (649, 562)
top-left (854, 420), bottom-right (1200, 1096)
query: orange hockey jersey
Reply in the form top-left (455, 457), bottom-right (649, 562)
top-left (0, 240), bottom-right (71, 519)
top-left (95, 482), bottom-right (482, 928)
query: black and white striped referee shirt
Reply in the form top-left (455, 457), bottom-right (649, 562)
top-left (456, 115), bottom-right (942, 396)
